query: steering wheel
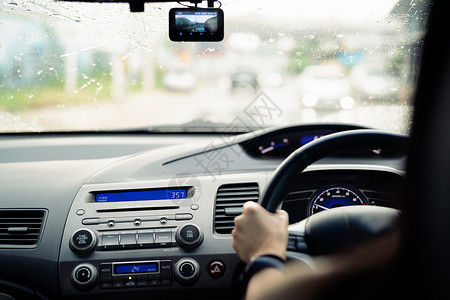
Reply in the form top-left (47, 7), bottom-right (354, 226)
top-left (260, 129), bottom-right (409, 256)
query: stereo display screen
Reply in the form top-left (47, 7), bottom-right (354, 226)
top-left (95, 189), bottom-right (187, 203)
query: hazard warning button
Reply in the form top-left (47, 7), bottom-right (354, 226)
top-left (208, 261), bottom-right (225, 279)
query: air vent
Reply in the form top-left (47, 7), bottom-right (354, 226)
top-left (214, 183), bottom-right (259, 234)
top-left (0, 210), bottom-right (46, 248)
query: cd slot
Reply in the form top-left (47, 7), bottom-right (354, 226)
top-left (96, 206), bottom-right (179, 213)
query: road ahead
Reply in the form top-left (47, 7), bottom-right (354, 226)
top-left (4, 77), bottom-right (411, 133)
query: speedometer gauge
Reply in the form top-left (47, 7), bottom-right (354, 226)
top-left (308, 186), bottom-right (367, 216)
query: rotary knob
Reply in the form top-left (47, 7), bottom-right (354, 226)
top-left (175, 224), bottom-right (204, 249)
top-left (69, 228), bottom-right (98, 255)
top-left (71, 263), bottom-right (98, 291)
top-left (174, 258), bottom-right (200, 285)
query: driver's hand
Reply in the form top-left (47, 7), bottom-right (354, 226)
top-left (232, 201), bottom-right (289, 263)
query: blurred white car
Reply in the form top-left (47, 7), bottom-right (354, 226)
top-left (351, 65), bottom-right (402, 103)
top-left (299, 64), bottom-right (354, 110)
top-left (163, 69), bottom-right (197, 91)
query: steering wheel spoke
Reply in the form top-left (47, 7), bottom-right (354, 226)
top-left (287, 220), bottom-right (308, 253)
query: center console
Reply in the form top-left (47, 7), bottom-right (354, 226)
top-left (58, 177), bottom-right (247, 298)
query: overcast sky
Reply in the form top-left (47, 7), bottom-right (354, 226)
top-left (223, 0), bottom-right (399, 24)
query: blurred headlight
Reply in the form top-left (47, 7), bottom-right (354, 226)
top-left (303, 94), bottom-right (318, 107)
top-left (340, 96), bottom-right (355, 109)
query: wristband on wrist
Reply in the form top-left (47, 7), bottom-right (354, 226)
top-left (240, 254), bottom-right (285, 294)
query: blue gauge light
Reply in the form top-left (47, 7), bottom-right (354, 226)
top-left (308, 187), bottom-right (367, 216)
top-left (258, 138), bottom-right (289, 154)
top-left (300, 135), bottom-right (323, 146)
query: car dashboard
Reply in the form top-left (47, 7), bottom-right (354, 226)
top-left (0, 124), bottom-right (406, 300)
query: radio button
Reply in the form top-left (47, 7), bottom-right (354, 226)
top-left (124, 276), bottom-right (137, 287)
top-left (175, 213), bottom-right (193, 221)
top-left (112, 277), bottom-right (124, 288)
top-left (82, 217), bottom-right (99, 225)
top-left (160, 261), bottom-right (173, 286)
top-left (160, 260), bottom-right (172, 273)
top-left (119, 232), bottom-right (137, 247)
top-left (99, 263), bottom-right (112, 276)
top-left (175, 224), bottom-right (203, 249)
top-left (100, 277), bottom-right (113, 289)
top-left (161, 276), bottom-right (172, 286)
top-left (181, 225), bottom-right (198, 243)
top-left (149, 275), bottom-right (160, 286)
top-left (70, 229), bottom-right (98, 255)
top-left (101, 233), bottom-right (119, 249)
top-left (137, 275), bottom-right (149, 287)
top-left (154, 229), bottom-right (172, 246)
top-left (137, 230), bottom-right (155, 247)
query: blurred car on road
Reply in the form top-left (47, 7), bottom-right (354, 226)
top-left (229, 70), bottom-right (258, 92)
top-left (299, 64), bottom-right (355, 111)
top-left (351, 65), bottom-right (403, 103)
top-left (162, 69), bottom-right (197, 91)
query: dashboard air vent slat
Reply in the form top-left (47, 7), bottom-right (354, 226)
top-left (214, 183), bottom-right (259, 234)
top-left (0, 210), bottom-right (46, 248)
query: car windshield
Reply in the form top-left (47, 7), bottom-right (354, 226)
top-left (0, 0), bottom-right (428, 133)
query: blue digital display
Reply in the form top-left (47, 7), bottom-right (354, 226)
top-left (95, 189), bottom-right (187, 203)
top-left (300, 135), bottom-right (323, 146)
top-left (114, 263), bottom-right (158, 274)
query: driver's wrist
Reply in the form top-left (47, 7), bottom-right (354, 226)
top-left (241, 254), bottom-right (286, 294)
top-left (250, 248), bottom-right (287, 262)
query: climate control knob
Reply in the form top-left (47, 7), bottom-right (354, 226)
top-left (69, 228), bottom-right (97, 255)
top-left (71, 263), bottom-right (98, 291)
top-left (175, 224), bottom-right (204, 249)
top-left (174, 258), bottom-right (200, 285)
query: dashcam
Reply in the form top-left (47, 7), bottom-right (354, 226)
top-left (169, 8), bottom-right (224, 42)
